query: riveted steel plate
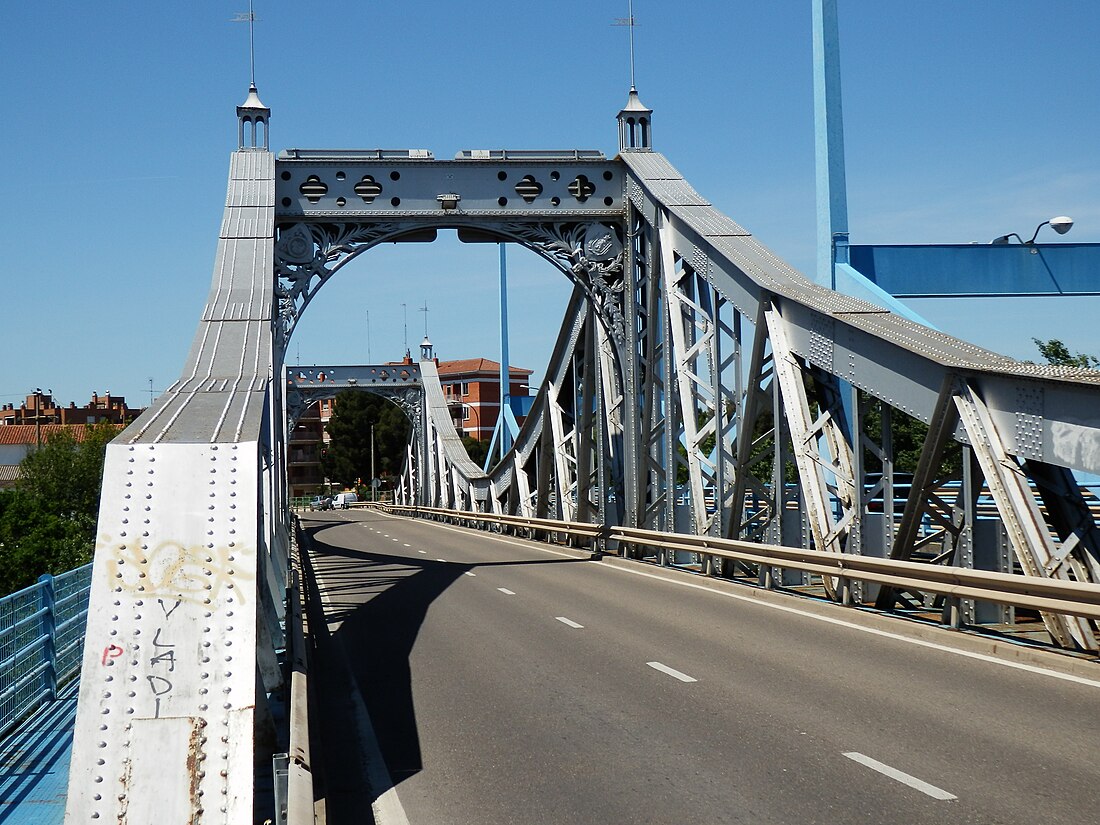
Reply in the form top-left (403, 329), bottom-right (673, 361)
top-left (675, 205), bottom-right (751, 238)
top-left (1015, 385), bottom-right (1045, 460)
top-left (808, 311), bottom-right (835, 370)
top-left (66, 441), bottom-right (258, 824)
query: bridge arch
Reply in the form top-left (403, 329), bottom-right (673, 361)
top-left (273, 218), bottom-right (629, 368)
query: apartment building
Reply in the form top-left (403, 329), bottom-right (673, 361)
top-left (437, 358), bottom-right (533, 441)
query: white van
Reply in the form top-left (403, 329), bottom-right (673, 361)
top-left (332, 491), bottom-right (359, 509)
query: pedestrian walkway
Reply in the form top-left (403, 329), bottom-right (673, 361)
top-left (0, 680), bottom-right (76, 824)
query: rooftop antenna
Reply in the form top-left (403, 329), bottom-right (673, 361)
top-left (231, 1), bottom-right (258, 87)
top-left (402, 303), bottom-right (408, 353)
top-left (613, 0), bottom-right (639, 89)
top-left (419, 301), bottom-right (430, 337)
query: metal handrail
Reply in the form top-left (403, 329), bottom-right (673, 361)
top-left (380, 504), bottom-right (1100, 624)
top-left (381, 503), bottom-right (602, 543)
top-left (0, 563), bottom-right (93, 737)
top-left (609, 525), bottom-right (1100, 621)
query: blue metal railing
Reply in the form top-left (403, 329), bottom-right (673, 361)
top-left (0, 563), bottom-right (92, 738)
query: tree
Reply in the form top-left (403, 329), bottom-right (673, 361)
top-left (861, 399), bottom-right (961, 479)
top-left (0, 420), bottom-right (118, 595)
top-left (321, 391), bottom-right (411, 489)
top-left (1033, 338), bottom-right (1100, 369)
top-left (461, 435), bottom-right (490, 468)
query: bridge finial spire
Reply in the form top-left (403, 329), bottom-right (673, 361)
top-left (236, 83), bottom-right (270, 150)
top-left (617, 85), bottom-right (652, 152)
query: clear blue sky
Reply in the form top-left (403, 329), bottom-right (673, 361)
top-left (3, 2), bottom-right (1099, 409)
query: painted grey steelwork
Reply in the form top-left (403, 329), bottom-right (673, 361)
top-left (284, 363), bottom-right (426, 506)
top-left (284, 363), bottom-right (423, 431)
top-left (64, 72), bottom-right (1100, 823)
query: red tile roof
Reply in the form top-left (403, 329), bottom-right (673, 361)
top-left (0, 424), bottom-right (120, 445)
top-left (436, 358), bottom-right (533, 377)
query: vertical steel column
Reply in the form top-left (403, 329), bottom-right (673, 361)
top-left (621, 200), bottom-right (643, 532)
top-left (813, 0), bottom-right (849, 289)
top-left (576, 310), bottom-right (597, 523)
top-left (657, 213), bottom-right (678, 543)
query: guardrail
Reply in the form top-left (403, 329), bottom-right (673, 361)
top-left (382, 503), bottom-right (604, 547)
top-left (0, 564), bottom-right (93, 737)
top-left (273, 518), bottom-right (315, 825)
top-left (379, 504), bottom-right (1100, 630)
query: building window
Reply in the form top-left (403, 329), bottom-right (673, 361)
top-left (462, 404), bottom-right (472, 421)
top-left (460, 382), bottom-right (470, 396)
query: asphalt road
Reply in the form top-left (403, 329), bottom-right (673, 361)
top-left (301, 508), bottom-right (1100, 825)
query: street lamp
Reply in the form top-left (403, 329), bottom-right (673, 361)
top-left (32, 387), bottom-right (53, 447)
top-left (990, 215), bottom-right (1074, 245)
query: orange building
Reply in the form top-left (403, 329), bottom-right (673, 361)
top-left (437, 358), bottom-right (533, 441)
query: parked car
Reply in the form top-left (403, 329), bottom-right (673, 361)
top-left (309, 495), bottom-right (332, 511)
top-left (332, 491), bottom-right (359, 509)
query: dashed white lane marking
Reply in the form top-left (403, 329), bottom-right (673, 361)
top-left (436, 558), bottom-right (447, 563)
top-left (403, 543), bottom-right (411, 547)
top-left (419, 520), bottom-right (1100, 691)
top-left (555, 616), bottom-right (584, 629)
top-left (420, 523), bottom-right (1100, 690)
top-left (647, 661), bottom-right (697, 683)
top-left (497, 588), bottom-right (516, 595)
top-left (843, 752), bottom-right (956, 801)
top-left (417, 550), bottom-right (427, 555)
top-left (392, 538), bottom-right (399, 542)
top-left (464, 571), bottom-right (477, 577)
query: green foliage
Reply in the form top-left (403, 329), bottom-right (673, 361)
top-left (322, 391), bottom-right (411, 489)
top-left (1033, 337), bottom-right (1100, 369)
top-left (461, 435), bottom-right (490, 468)
top-left (0, 420), bottom-right (117, 595)
top-left (861, 399), bottom-right (961, 479)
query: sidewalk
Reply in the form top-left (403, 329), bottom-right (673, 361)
top-left (0, 680), bottom-right (77, 825)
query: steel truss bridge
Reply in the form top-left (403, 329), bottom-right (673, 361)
top-left (59, 81), bottom-right (1100, 822)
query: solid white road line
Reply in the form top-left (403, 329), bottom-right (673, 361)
top-left (556, 616), bottom-right (584, 629)
top-left (419, 520), bottom-right (1100, 691)
top-left (647, 661), bottom-right (697, 683)
top-left (843, 752), bottom-right (956, 800)
top-left (498, 588), bottom-right (516, 595)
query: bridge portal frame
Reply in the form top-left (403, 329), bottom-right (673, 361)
top-left (65, 136), bottom-right (1100, 825)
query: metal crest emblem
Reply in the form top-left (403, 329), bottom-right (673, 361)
top-left (275, 223), bottom-right (316, 264)
top-left (583, 223), bottom-right (622, 262)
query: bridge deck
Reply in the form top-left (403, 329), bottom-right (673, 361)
top-left (0, 680), bottom-right (77, 825)
top-left (301, 507), bottom-right (1100, 825)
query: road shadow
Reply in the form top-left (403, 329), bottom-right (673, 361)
top-left (300, 518), bottom-right (588, 814)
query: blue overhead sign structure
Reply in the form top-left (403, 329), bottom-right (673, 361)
top-left (849, 243), bottom-right (1100, 297)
